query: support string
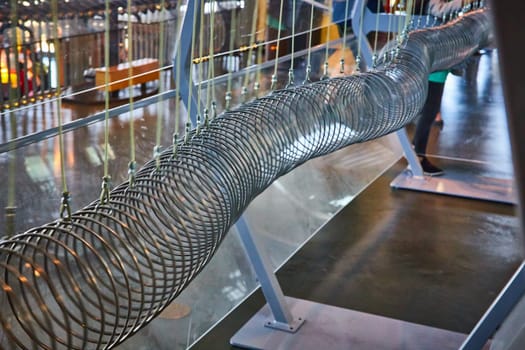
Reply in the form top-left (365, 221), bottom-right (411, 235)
top-left (286, 0), bottom-right (296, 87)
top-left (51, 0), bottom-right (71, 221)
top-left (99, 0), bottom-right (112, 204)
top-left (303, 1), bottom-right (315, 84)
top-left (340, 0), bottom-right (351, 74)
top-left (356, 0), bottom-right (369, 71)
top-left (372, 0), bottom-right (383, 68)
top-left (321, 11), bottom-right (331, 80)
top-left (5, 0), bottom-right (18, 236)
top-left (241, 0), bottom-right (259, 103)
top-left (225, 3), bottom-right (237, 110)
top-left (6, 111), bottom-right (16, 237)
top-left (206, 0), bottom-right (217, 123)
top-left (127, 0), bottom-right (137, 186)
top-left (385, 1), bottom-right (394, 62)
top-left (154, 0), bottom-right (167, 171)
top-left (271, 0), bottom-right (285, 90)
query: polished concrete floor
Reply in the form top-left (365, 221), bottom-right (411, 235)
top-left (189, 52), bottom-right (523, 349)
top-left (0, 45), bottom-right (521, 349)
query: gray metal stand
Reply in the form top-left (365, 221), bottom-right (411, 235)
top-left (234, 216), bottom-right (305, 334)
top-left (390, 128), bottom-right (517, 204)
top-left (348, 0), bottom-right (515, 204)
top-left (230, 215), bottom-right (482, 350)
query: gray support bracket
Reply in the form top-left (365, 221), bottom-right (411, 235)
top-left (396, 128), bottom-right (424, 177)
top-left (350, 0), bottom-right (429, 68)
top-left (234, 215), bottom-right (305, 333)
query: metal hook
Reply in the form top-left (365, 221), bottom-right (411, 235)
top-left (99, 176), bottom-right (111, 205)
top-left (59, 191), bottom-right (72, 222)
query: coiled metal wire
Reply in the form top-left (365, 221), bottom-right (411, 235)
top-left (0, 9), bottom-right (492, 349)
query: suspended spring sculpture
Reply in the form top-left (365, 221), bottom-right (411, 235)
top-left (0, 9), bottom-right (492, 349)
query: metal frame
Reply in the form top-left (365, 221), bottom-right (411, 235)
top-left (235, 216), bottom-right (305, 333)
top-left (348, 0), bottom-right (515, 203)
top-left (231, 214), bottom-right (474, 350)
top-left (0, 89), bottom-right (177, 154)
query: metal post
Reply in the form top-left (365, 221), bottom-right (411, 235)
top-left (397, 128), bottom-right (424, 177)
top-left (235, 215), bottom-right (304, 333)
top-left (172, 0), bottom-right (202, 126)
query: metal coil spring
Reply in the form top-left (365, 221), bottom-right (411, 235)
top-left (0, 9), bottom-right (492, 349)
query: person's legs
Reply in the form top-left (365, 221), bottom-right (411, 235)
top-left (414, 81), bottom-right (445, 154)
top-left (434, 111), bottom-right (444, 130)
top-left (413, 81), bottom-right (446, 175)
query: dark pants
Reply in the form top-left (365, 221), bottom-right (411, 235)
top-left (413, 81), bottom-right (445, 155)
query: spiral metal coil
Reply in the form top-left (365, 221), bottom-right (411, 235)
top-left (0, 9), bottom-right (492, 349)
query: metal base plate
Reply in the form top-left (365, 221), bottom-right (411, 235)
top-left (391, 169), bottom-right (516, 204)
top-left (231, 297), bottom-right (481, 350)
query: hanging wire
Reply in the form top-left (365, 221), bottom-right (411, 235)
top-left (355, 0), bottom-right (369, 71)
top-left (5, 0), bottom-right (18, 236)
top-left (99, 0), bottom-right (112, 205)
top-left (401, 0), bottom-right (415, 42)
top-left (9, 0), bottom-right (21, 104)
top-left (173, 0), bottom-right (183, 158)
top-left (286, 0), bottom-right (296, 87)
top-left (340, 0), bottom-right (352, 74)
top-left (254, 1), bottom-right (264, 97)
top-left (225, 2), bottom-right (237, 110)
top-left (154, 0), bottom-right (167, 171)
top-left (384, 0), bottom-right (395, 62)
top-left (126, 0), bottom-right (137, 187)
top-left (417, 0), bottom-right (426, 28)
top-left (5, 111), bottom-right (17, 237)
top-left (271, 0), bottom-right (285, 90)
top-left (205, 0), bottom-right (217, 123)
top-left (321, 10), bottom-right (331, 80)
top-left (241, 0), bottom-right (259, 103)
top-left (371, 0), bottom-right (383, 68)
top-left (195, 0), bottom-right (205, 130)
top-left (303, 1), bottom-right (315, 84)
top-left (51, 0), bottom-right (71, 221)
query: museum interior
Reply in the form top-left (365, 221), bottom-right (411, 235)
top-left (0, 0), bottom-right (524, 349)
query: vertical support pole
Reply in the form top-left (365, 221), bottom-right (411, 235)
top-left (173, 0), bottom-right (202, 125)
top-left (396, 128), bottom-right (423, 177)
top-left (235, 215), bottom-right (304, 333)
